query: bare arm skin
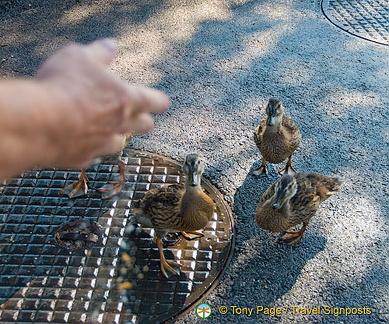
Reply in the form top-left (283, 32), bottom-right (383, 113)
top-left (0, 39), bottom-right (170, 181)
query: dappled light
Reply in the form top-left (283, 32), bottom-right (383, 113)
top-left (324, 90), bottom-right (382, 118)
top-left (111, 1), bottom-right (234, 83)
top-left (60, 2), bottom-right (104, 25)
top-left (0, 0), bottom-right (388, 322)
top-left (216, 27), bottom-right (292, 72)
top-left (273, 58), bottom-right (315, 87)
top-left (253, 2), bottom-right (318, 21)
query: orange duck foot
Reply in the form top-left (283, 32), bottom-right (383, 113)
top-left (250, 165), bottom-right (268, 177)
top-left (281, 222), bottom-right (307, 245)
top-left (98, 161), bottom-right (127, 199)
top-left (60, 170), bottom-right (88, 198)
top-left (181, 231), bottom-right (204, 240)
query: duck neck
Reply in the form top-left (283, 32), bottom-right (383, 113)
top-left (182, 172), bottom-right (205, 204)
top-left (179, 173), bottom-right (214, 229)
top-left (265, 115), bottom-right (283, 133)
top-left (184, 183), bottom-right (202, 195)
top-left (180, 183), bottom-right (204, 223)
top-left (265, 125), bottom-right (281, 134)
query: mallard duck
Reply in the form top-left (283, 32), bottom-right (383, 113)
top-left (256, 173), bottom-right (342, 244)
top-left (131, 154), bottom-right (214, 277)
top-left (251, 98), bottom-right (301, 176)
top-left (61, 132), bottom-right (133, 199)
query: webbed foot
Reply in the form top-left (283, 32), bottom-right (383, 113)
top-left (281, 222), bottom-right (307, 245)
top-left (60, 169), bottom-right (88, 198)
top-left (98, 160), bottom-right (127, 199)
top-left (181, 231), bottom-right (204, 240)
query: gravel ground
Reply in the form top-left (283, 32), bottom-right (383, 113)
top-left (1, 0), bottom-right (388, 323)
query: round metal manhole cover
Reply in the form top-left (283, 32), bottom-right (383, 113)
top-left (0, 150), bottom-right (235, 323)
top-left (321, 0), bottom-right (389, 46)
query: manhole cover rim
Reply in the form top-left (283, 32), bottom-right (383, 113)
top-left (0, 149), bottom-right (236, 323)
top-left (130, 150), bottom-right (236, 323)
top-left (321, 0), bottom-right (389, 46)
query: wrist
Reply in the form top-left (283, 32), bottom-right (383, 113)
top-left (0, 79), bottom-right (78, 176)
top-left (33, 80), bottom-right (83, 167)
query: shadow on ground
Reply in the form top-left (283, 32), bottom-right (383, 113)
top-left (0, 0), bottom-right (388, 323)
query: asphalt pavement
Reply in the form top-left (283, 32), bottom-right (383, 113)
top-left (1, 0), bottom-right (388, 323)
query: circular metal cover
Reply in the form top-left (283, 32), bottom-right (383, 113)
top-left (0, 150), bottom-right (235, 323)
top-left (321, 0), bottom-right (389, 46)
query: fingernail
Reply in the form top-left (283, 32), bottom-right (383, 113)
top-left (98, 38), bottom-right (117, 53)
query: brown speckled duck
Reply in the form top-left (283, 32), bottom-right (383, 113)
top-left (131, 154), bottom-right (214, 277)
top-left (61, 132), bottom-right (133, 199)
top-left (256, 173), bottom-right (342, 244)
top-left (251, 98), bottom-right (301, 176)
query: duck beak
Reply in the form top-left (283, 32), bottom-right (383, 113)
top-left (272, 201), bottom-right (281, 210)
top-left (266, 116), bottom-right (276, 126)
top-left (272, 191), bottom-right (286, 210)
top-left (187, 172), bottom-right (199, 187)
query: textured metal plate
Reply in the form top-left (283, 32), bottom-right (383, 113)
top-left (322, 0), bottom-right (389, 46)
top-left (0, 150), bottom-right (235, 323)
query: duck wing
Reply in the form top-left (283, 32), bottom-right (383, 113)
top-left (290, 173), bottom-right (341, 222)
top-left (134, 184), bottom-right (186, 229)
top-left (253, 118), bottom-right (267, 149)
top-left (281, 115), bottom-right (301, 151)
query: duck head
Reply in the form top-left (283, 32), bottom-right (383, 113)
top-left (265, 98), bottom-right (284, 127)
top-left (272, 175), bottom-right (298, 210)
top-left (183, 154), bottom-right (205, 187)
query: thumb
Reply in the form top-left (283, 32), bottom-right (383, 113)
top-left (84, 38), bottom-right (117, 66)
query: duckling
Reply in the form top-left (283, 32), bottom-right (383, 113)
top-left (256, 173), bottom-right (342, 244)
top-left (251, 98), bottom-right (301, 176)
top-left (61, 132), bottom-right (133, 199)
top-left (131, 154), bottom-right (214, 278)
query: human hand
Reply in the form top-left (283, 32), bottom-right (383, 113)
top-left (36, 39), bottom-right (170, 169)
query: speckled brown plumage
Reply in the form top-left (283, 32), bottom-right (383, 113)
top-left (133, 184), bottom-right (185, 229)
top-left (251, 98), bottom-right (301, 176)
top-left (254, 114), bottom-right (300, 164)
top-left (133, 183), bottom-right (213, 232)
top-left (132, 154), bottom-right (214, 277)
top-left (256, 173), bottom-right (342, 244)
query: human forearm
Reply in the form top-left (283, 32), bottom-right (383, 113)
top-left (0, 79), bottom-right (70, 180)
top-left (0, 39), bottom-right (169, 182)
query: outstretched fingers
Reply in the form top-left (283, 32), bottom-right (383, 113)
top-left (83, 38), bottom-right (118, 66)
top-left (115, 85), bottom-right (170, 134)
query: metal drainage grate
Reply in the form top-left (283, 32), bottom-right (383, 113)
top-left (0, 150), bottom-right (235, 323)
top-left (321, 0), bottom-right (389, 46)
